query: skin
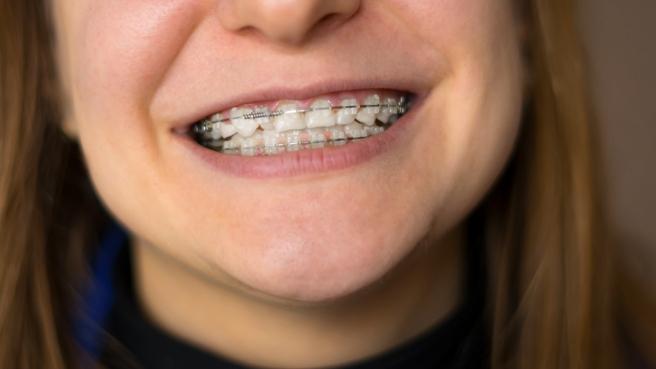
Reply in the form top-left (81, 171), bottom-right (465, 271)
top-left (53, 0), bottom-right (525, 367)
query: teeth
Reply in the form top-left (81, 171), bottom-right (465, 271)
top-left (305, 99), bottom-right (336, 128)
top-left (381, 97), bottom-right (399, 114)
top-left (344, 122), bottom-right (368, 138)
top-left (262, 130), bottom-right (282, 148)
top-left (208, 126), bottom-right (222, 140)
top-left (355, 111), bottom-right (376, 126)
top-left (365, 126), bottom-right (384, 136)
top-left (376, 97), bottom-right (397, 124)
top-left (203, 113), bottom-right (237, 139)
top-left (241, 133), bottom-right (260, 150)
top-left (355, 94), bottom-right (380, 126)
top-left (194, 93), bottom-right (411, 155)
top-left (363, 94), bottom-right (381, 114)
top-left (218, 123), bottom-right (377, 155)
top-left (376, 113), bottom-right (391, 124)
top-left (286, 130), bottom-right (301, 146)
top-left (264, 146), bottom-right (283, 155)
top-left (336, 98), bottom-right (358, 125)
top-left (222, 135), bottom-right (243, 151)
top-left (210, 113), bottom-right (222, 123)
top-left (274, 103), bottom-right (305, 133)
top-left (220, 123), bottom-right (238, 139)
top-left (207, 113), bottom-right (223, 140)
top-left (309, 128), bottom-right (327, 143)
top-left (253, 106), bottom-right (274, 130)
top-left (329, 127), bottom-right (347, 141)
top-left (230, 107), bottom-right (259, 137)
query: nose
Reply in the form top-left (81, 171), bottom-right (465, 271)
top-left (217, 0), bottom-right (361, 46)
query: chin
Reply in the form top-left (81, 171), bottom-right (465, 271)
top-left (207, 211), bottom-right (430, 304)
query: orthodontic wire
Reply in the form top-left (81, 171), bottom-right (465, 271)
top-left (193, 96), bottom-right (409, 135)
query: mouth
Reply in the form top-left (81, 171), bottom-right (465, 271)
top-left (171, 86), bottom-right (423, 178)
top-left (186, 89), bottom-right (416, 157)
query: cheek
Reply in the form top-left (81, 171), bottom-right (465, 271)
top-left (409, 0), bottom-right (524, 223)
top-left (69, 1), bottom-right (203, 139)
top-left (64, 1), bottom-right (206, 234)
top-left (60, 2), bottom-right (211, 265)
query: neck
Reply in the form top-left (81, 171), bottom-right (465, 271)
top-left (133, 226), bottom-right (464, 369)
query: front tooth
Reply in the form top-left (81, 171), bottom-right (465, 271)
top-left (274, 103), bottom-right (305, 133)
top-left (344, 122), bottom-right (368, 138)
top-left (241, 136), bottom-right (257, 150)
top-left (230, 107), bottom-right (259, 137)
top-left (262, 130), bottom-right (281, 148)
top-left (254, 106), bottom-right (274, 130)
top-left (242, 131), bottom-right (262, 149)
top-left (356, 94), bottom-right (380, 126)
top-left (329, 127), bottom-right (347, 141)
top-left (305, 99), bottom-right (336, 128)
top-left (285, 130), bottom-right (301, 146)
top-left (336, 98), bottom-right (358, 125)
top-left (240, 132), bottom-right (262, 156)
top-left (309, 129), bottom-right (327, 143)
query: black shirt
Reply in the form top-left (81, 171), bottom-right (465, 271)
top-left (99, 219), bottom-right (487, 369)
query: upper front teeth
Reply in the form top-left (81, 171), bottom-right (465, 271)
top-left (193, 94), bottom-right (410, 140)
top-left (336, 98), bottom-right (358, 125)
top-left (305, 99), bottom-right (336, 128)
top-left (253, 106), bottom-right (274, 130)
top-left (273, 103), bottom-right (305, 132)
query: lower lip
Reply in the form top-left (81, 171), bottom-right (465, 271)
top-left (171, 98), bottom-right (423, 179)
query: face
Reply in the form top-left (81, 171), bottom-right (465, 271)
top-left (53, 0), bottom-right (524, 302)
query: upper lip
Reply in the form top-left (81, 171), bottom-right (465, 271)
top-left (170, 78), bottom-right (428, 132)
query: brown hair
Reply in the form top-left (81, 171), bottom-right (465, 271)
top-left (0, 0), bottom-right (652, 368)
top-left (0, 1), bottom-right (108, 368)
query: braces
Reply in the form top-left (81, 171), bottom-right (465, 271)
top-left (218, 126), bottom-right (386, 155)
top-left (192, 95), bottom-right (410, 135)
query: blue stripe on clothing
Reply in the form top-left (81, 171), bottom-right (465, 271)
top-left (74, 220), bottom-right (127, 365)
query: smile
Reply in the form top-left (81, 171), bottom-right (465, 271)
top-left (190, 90), bottom-right (414, 157)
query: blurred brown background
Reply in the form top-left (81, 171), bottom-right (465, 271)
top-left (579, 0), bottom-right (656, 290)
